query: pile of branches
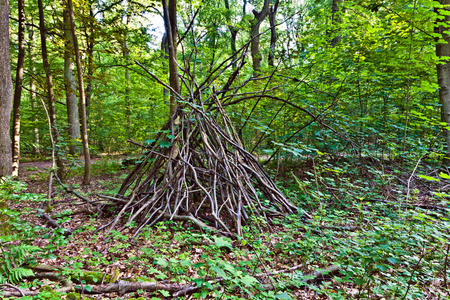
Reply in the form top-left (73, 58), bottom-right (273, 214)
top-left (109, 92), bottom-right (295, 236)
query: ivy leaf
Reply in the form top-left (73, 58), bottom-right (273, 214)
top-left (159, 141), bottom-right (172, 148)
top-left (144, 139), bottom-right (155, 146)
top-left (159, 290), bottom-right (170, 297)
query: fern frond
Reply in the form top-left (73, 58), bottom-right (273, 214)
top-left (9, 268), bottom-right (34, 283)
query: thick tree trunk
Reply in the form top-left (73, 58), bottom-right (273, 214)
top-left (250, 0), bottom-right (269, 76)
top-left (38, 0), bottom-right (65, 179)
top-left (12, 0), bottom-right (25, 177)
top-left (268, 0), bottom-right (279, 67)
top-left (0, 0), bottom-right (13, 177)
top-left (67, 0), bottom-right (91, 184)
top-left (436, 0), bottom-right (450, 164)
top-left (63, 3), bottom-right (81, 155)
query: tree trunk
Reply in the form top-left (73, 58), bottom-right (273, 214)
top-left (0, 0), bottom-right (13, 177)
top-left (85, 0), bottom-right (94, 121)
top-left (12, 0), bottom-right (25, 177)
top-left (330, 0), bottom-right (342, 46)
top-left (268, 0), bottom-right (279, 67)
top-left (223, 0), bottom-right (238, 67)
top-left (67, 0), bottom-right (91, 184)
top-left (250, 0), bottom-right (269, 76)
top-left (436, 0), bottom-right (450, 165)
top-left (63, 2), bottom-right (81, 156)
top-left (161, 32), bottom-right (169, 97)
top-left (28, 24), bottom-right (40, 155)
top-left (122, 11), bottom-right (131, 133)
top-left (162, 0), bottom-right (180, 115)
top-left (38, 0), bottom-right (65, 179)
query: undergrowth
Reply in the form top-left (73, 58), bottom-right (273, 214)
top-left (0, 154), bottom-right (449, 299)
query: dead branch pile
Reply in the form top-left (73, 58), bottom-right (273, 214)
top-left (110, 92), bottom-right (295, 236)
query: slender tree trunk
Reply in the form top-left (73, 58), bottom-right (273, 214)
top-left (223, 0), bottom-right (238, 67)
top-left (161, 32), bottom-right (169, 97)
top-left (0, 0), bottom-right (13, 177)
top-left (250, 0), bottom-right (269, 76)
top-left (85, 0), bottom-right (94, 121)
top-left (67, 0), bottom-right (91, 184)
top-left (28, 24), bottom-right (40, 155)
top-left (436, 0), bottom-right (450, 164)
top-left (38, 0), bottom-right (65, 179)
top-left (330, 0), bottom-right (343, 46)
top-left (12, 0), bottom-right (25, 177)
top-left (163, 0), bottom-right (180, 115)
top-left (122, 12), bottom-right (131, 133)
top-left (63, 2), bottom-right (81, 155)
top-left (268, 0), bottom-right (279, 67)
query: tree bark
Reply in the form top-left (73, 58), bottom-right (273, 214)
top-left (436, 0), bottom-right (450, 164)
top-left (28, 24), bottom-right (40, 155)
top-left (0, 0), bottom-right (13, 177)
top-left (12, 0), bottom-right (25, 177)
top-left (63, 2), bottom-right (81, 156)
top-left (223, 0), bottom-right (238, 66)
top-left (161, 32), bottom-right (169, 97)
top-left (85, 0), bottom-right (94, 121)
top-left (38, 0), bottom-right (65, 179)
top-left (162, 0), bottom-right (180, 115)
top-left (330, 0), bottom-right (342, 46)
top-left (122, 8), bottom-right (131, 133)
top-left (250, 0), bottom-right (269, 76)
top-left (268, 0), bottom-right (279, 67)
top-left (67, 0), bottom-right (91, 184)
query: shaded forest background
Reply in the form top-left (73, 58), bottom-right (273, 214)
top-left (5, 0), bottom-right (445, 167)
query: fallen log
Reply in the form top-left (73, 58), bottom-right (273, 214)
top-left (1, 264), bottom-right (342, 298)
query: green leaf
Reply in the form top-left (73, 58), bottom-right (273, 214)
top-left (180, 259), bottom-right (191, 267)
top-left (210, 266), bottom-right (230, 279)
top-left (144, 139), bottom-right (155, 145)
top-left (418, 175), bottom-right (440, 182)
top-left (240, 275), bottom-right (257, 286)
top-left (159, 141), bottom-right (172, 148)
top-left (387, 257), bottom-right (401, 264)
top-left (212, 236), bottom-right (233, 249)
top-left (155, 257), bottom-right (169, 268)
top-left (193, 263), bottom-right (204, 268)
top-left (275, 292), bottom-right (293, 300)
top-left (439, 172), bottom-right (450, 179)
top-left (159, 290), bottom-right (170, 297)
top-left (374, 264), bottom-right (389, 271)
top-left (85, 285), bottom-right (92, 292)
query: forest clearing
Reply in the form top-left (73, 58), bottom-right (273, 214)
top-left (1, 0), bottom-right (450, 299)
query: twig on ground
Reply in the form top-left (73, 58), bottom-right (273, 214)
top-left (0, 283), bottom-right (25, 296)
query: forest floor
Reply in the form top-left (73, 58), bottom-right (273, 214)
top-left (1, 154), bottom-right (449, 299)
